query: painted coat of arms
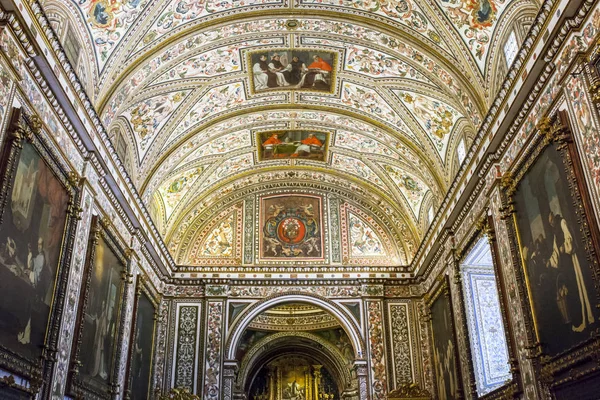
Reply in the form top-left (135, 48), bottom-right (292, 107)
top-left (260, 195), bottom-right (323, 259)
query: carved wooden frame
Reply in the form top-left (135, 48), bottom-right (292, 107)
top-left (500, 110), bottom-right (600, 395)
top-left (454, 214), bottom-right (521, 399)
top-left (66, 216), bottom-right (130, 399)
top-left (425, 274), bottom-right (464, 400)
top-left (124, 274), bottom-right (160, 400)
top-left (0, 108), bottom-right (81, 397)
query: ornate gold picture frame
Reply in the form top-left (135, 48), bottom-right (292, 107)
top-left (125, 274), bottom-right (159, 400)
top-left (0, 108), bottom-right (80, 397)
top-left (426, 275), bottom-right (463, 400)
top-left (501, 111), bottom-right (600, 393)
top-left (67, 216), bottom-right (129, 399)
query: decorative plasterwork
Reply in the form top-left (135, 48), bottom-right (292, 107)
top-left (247, 312), bottom-right (340, 331)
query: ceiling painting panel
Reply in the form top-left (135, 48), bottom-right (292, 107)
top-left (256, 130), bottom-right (330, 162)
top-left (259, 194), bottom-right (324, 261)
top-left (248, 49), bottom-right (337, 93)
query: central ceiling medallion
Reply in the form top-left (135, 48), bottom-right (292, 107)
top-left (260, 195), bottom-right (324, 260)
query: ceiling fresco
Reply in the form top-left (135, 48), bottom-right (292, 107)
top-left (43, 0), bottom-right (539, 267)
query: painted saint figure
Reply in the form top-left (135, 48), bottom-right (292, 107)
top-left (284, 56), bottom-right (307, 85)
top-left (291, 133), bottom-right (323, 157)
top-left (298, 55), bottom-right (333, 89)
top-left (252, 55), bottom-right (273, 90)
top-left (268, 54), bottom-right (290, 87)
top-left (547, 212), bottom-right (595, 332)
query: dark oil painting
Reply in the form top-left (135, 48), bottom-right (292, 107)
top-left (431, 291), bottom-right (460, 400)
top-left (0, 141), bottom-right (69, 361)
top-left (514, 145), bottom-right (599, 356)
top-left (257, 130), bottom-right (329, 162)
top-left (78, 236), bottom-right (124, 387)
top-left (129, 291), bottom-right (155, 400)
top-left (250, 49), bottom-right (336, 93)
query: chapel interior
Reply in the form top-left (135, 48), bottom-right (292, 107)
top-left (0, 0), bottom-right (599, 398)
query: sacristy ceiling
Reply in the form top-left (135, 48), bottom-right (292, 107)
top-left (42, 0), bottom-right (540, 267)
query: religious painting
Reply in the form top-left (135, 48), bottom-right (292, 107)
top-left (69, 219), bottom-right (126, 397)
top-left (249, 49), bottom-right (337, 93)
top-left (127, 283), bottom-right (157, 400)
top-left (256, 130), bottom-right (329, 162)
top-left (249, 356), bottom-right (338, 400)
top-left (511, 139), bottom-right (600, 356)
top-left (259, 195), bottom-right (324, 260)
top-left (429, 278), bottom-right (461, 400)
top-left (0, 121), bottom-right (71, 376)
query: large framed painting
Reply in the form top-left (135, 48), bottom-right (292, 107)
top-left (427, 276), bottom-right (462, 400)
top-left (256, 130), bottom-right (330, 162)
top-left (67, 217), bottom-right (128, 399)
top-left (0, 109), bottom-right (79, 396)
top-left (259, 194), bottom-right (324, 261)
top-left (248, 49), bottom-right (337, 94)
top-left (503, 111), bottom-right (600, 390)
top-left (125, 276), bottom-right (158, 400)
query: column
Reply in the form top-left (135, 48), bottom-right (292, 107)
top-left (353, 361), bottom-right (369, 400)
top-left (313, 365), bottom-right (322, 400)
top-left (222, 360), bottom-right (238, 400)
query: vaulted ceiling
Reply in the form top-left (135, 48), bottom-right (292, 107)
top-left (42, 0), bottom-right (539, 266)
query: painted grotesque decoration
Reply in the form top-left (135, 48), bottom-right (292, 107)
top-left (260, 195), bottom-right (323, 260)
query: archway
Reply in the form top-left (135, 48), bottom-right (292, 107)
top-left (226, 293), bottom-right (366, 360)
top-left (223, 293), bottom-right (369, 400)
top-left (239, 332), bottom-right (356, 399)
